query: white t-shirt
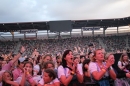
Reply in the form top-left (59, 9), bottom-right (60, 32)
top-left (88, 62), bottom-right (109, 77)
top-left (118, 61), bottom-right (129, 72)
top-left (118, 61), bottom-right (128, 67)
top-left (33, 75), bottom-right (42, 84)
top-left (38, 78), bottom-right (59, 85)
top-left (58, 64), bottom-right (83, 78)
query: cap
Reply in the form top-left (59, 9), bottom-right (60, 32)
top-left (18, 57), bottom-right (25, 63)
top-left (33, 65), bottom-right (40, 72)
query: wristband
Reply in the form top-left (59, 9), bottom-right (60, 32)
top-left (70, 71), bottom-right (75, 75)
top-left (102, 69), bottom-right (106, 73)
top-left (108, 66), bottom-right (113, 70)
top-left (26, 73), bottom-right (33, 79)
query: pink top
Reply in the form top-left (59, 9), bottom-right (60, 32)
top-left (12, 68), bottom-right (23, 80)
top-left (2, 60), bottom-right (13, 71)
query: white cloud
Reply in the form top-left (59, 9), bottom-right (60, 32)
top-left (0, 0), bottom-right (130, 23)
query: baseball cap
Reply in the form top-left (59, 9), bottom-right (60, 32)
top-left (18, 57), bottom-right (25, 63)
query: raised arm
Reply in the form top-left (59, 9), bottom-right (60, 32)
top-left (5, 80), bottom-right (19, 86)
top-left (19, 68), bottom-right (26, 86)
top-left (12, 46), bottom-right (26, 63)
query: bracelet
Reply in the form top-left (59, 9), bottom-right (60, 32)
top-left (102, 69), bottom-right (106, 73)
top-left (108, 66), bottom-right (113, 70)
top-left (70, 71), bottom-right (75, 75)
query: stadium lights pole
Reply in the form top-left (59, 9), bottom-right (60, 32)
top-left (81, 28), bottom-right (83, 37)
top-left (70, 31), bottom-right (72, 38)
top-left (36, 32), bottom-right (37, 39)
top-left (117, 26), bottom-right (119, 36)
top-left (92, 27), bottom-right (94, 37)
top-left (10, 32), bottom-right (14, 41)
top-left (47, 30), bottom-right (49, 39)
top-left (103, 27), bottom-right (107, 37)
top-left (24, 33), bottom-right (26, 40)
top-left (103, 27), bottom-right (105, 37)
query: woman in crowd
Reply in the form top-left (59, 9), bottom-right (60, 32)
top-left (40, 54), bottom-right (52, 69)
top-left (88, 49), bottom-right (116, 86)
top-left (38, 61), bottom-right (60, 86)
top-left (43, 61), bottom-right (55, 70)
top-left (12, 57), bottom-right (25, 80)
top-left (80, 55), bottom-right (85, 64)
top-left (38, 69), bottom-right (60, 86)
top-left (19, 62), bottom-right (41, 86)
top-left (1, 71), bottom-right (19, 86)
top-left (1, 46), bottom-right (25, 71)
top-left (88, 52), bottom-right (93, 61)
top-left (118, 53), bottom-right (130, 72)
top-left (42, 61), bottom-right (58, 76)
top-left (38, 54), bottom-right (53, 75)
top-left (82, 59), bottom-right (91, 83)
top-left (106, 53), bottom-right (130, 86)
top-left (73, 57), bottom-right (79, 64)
top-left (58, 50), bottom-right (83, 86)
top-left (0, 46), bottom-right (26, 84)
top-left (33, 55), bottom-right (42, 75)
top-left (56, 56), bottom-right (62, 68)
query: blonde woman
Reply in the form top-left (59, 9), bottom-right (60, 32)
top-left (106, 53), bottom-right (130, 86)
top-left (88, 49), bottom-right (116, 86)
top-left (118, 53), bottom-right (129, 72)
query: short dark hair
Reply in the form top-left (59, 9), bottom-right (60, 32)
top-left (0, 57), bottom-right (4, 61)
top-left (44, 69), bottom-right (56, 80)
top-left (82, 59), bottom-right (90, 72)
top-left (80, 55), bottom-right (85, 59)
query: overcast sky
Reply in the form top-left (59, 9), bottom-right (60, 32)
top-left (0, 0), bottom-right (130, 23)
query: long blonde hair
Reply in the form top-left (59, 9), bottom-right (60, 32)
top-left (119, 53), bottom-right (129, 62)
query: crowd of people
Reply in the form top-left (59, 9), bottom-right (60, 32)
top-left (0, 35), bottom-right (130, 86)
top-left (101, 36), bottom-right (127, 53)
top-left (0, 35), bottom-right (129, 58)
top-left (0, 45), bottom-right (130, 86)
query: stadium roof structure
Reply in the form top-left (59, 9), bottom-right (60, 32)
top-left (0, 16), bottom-right (130, 32)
